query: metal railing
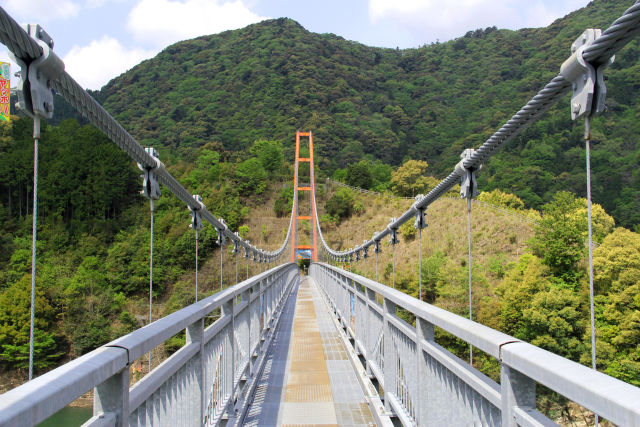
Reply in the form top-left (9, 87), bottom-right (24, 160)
top-left (0, 264), bottom-right (299, 427)
top-left (310, 262), bottom-right (640, 426)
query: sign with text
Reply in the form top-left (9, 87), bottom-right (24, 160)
top-left (0, 62), bottom-right (9, 121)
top-left (296, 249), bottom-right (312, 259)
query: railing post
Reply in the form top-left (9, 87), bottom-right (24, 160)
top-left (501, 364), bottom-right (536, 427)
top-left (222, 298), bottom-right (235, 422)
top-left (416, 317), bottom-right (434, 426)
top-left (383, 297), bottom-right (396, 411)
top-left (94, 367), bottom-right (129, 427)
top-left (187, 318), bottom-right (205, 425)
top-left (365, 287), bottom-right (376, 376)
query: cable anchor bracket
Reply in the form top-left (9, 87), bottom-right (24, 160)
top-left (10, 24), bottom-right (64, 120)
top-left (189, 195), bottom-right (205, 231)
top-left (388, 218), bottom-right (399, 246)
top-left (455, 149), bottom-right (482, 201)
top-left (362, 241), bottom-right (369, 259)
top-left (137, 147), bottom-right (162, 201)
top-left (216, 218), bottom-right (227, 247)
top-left (560, 29), bottom-right (614, 121)
top-left (413, 195), bottom-right (427, 230)
top-left (232, 233), bottom-right (240, 254)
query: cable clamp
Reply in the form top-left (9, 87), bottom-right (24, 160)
top-left (388, 218), bottom-right (399, 245)
top-left (413, 195), bottom-right (427, 230)
top-left (560, 29), bottom-right (614, 120)
top-left (232, 233), bottom-right (240, 254)
top-left (137, 147), bottom-right (162, 200)
top-left (243, 241), bottom-right (251, 259)
top-left (456, 149), bottom-right (481, 200)
top-left (10, 24), bottom-right (64, 119)
top-left (189, 195), bottom-right (205, 231)
top-left (362, 241), bottom-right (369, 259)
top-left (216, 218), bottom-right (227, 246)
top-left (373, 235), bottom-right (381, 254)
top-left (355, 249), bottom-right (361, 262)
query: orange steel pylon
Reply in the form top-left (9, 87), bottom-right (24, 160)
top-left (290, 131), bottom-right (319, 262)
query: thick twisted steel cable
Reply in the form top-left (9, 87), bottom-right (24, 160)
top-left (0, 8), bottom-right (41, 61)
top-left (314, 1), bottom-right (640, 259)
top-left (0, 6), bottom-right (294, 262)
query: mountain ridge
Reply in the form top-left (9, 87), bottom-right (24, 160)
top-left (89, 0), bottom-right (640, 227)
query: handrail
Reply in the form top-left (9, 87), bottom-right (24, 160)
top-left (0, 263), bottom-right (299, 426)
top-left (310, 262), bottom-right (640, 426)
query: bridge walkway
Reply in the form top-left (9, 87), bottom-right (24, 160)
top-left (244, 276), bottom-right (375, 426)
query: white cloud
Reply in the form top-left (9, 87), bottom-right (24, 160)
top-left (3, 0), bottom-right (80, 21)
top-left (368, 0), bottom-right (589, 43)
top-left (63, 36), bottom-right (156, 90)
top-left (127, 0), bottom-right (268, 47)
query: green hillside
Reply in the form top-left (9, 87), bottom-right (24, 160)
top-left (93, 0), bottom-right (640, 227)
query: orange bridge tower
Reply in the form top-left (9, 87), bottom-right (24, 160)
top-left (290, 131), bottom-right (319, 263)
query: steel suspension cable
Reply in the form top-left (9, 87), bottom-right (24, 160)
top-left (149, 199), bottom-right (155, 373)
top-left (584, 116), bottom-right (599, 425)
top-left (392, 244), bottom-right (396, 289)
top-left (219, 245), bottom-right (223, 291)
top-left (418, 227), bottom-right (422, 302)
top-left (311, 2), bottom-right (640, 263)
top-left (376, 252), bottom-right (379, 281)
top-left (195, 229), bottom-right (199, 302)
top-left (467, 198), bottom-right (473, 365)
top-left (28, 116), bottom-right (40, 381)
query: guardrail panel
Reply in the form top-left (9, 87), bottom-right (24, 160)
top-left (310, 262), bottom-right (640, 427)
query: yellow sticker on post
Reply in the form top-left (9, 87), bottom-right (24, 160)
top-left (0, 62), bottom-right (10, 121)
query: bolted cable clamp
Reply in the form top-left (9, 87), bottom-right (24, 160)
top-left (373, 238), bottom-right (381, 254)
top-left (137, 147), bottom-right (162, 200)
top-left (355, 250), bottom-right (361, 262)
top-left (232, 233), bottom-right (240, 254)
top-left (363, 241), bottom-right (369, 259)
top-left (243, 242), bottom-right (251, 259)
top-left (413, 195), bottom-right (427, 230)
top-left (216, 218), bottom-right (227, 247)
top-left (455, 149), bottom-right (481, 200)
top-left (10, 24), bottom-right (64, 119)
top-left (189, 195), bottom-right (205, 231)
top-left (560, 29), bottom-right (614, 120)
top-left (388, 218), bottom-right (399, 246)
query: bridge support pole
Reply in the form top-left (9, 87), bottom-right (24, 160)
top-left (500, 365), bottom-right (536, 427)
top-left (94, 366), bottom-right (129, 427)
top-left (187, 319), bottom-right (205, 425)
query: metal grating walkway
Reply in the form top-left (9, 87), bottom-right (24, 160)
top-left (244, 276), bottom-right (375, 426)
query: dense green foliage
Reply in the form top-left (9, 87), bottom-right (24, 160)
top-left (91, 0), bottom-right (640, 228)
top-left (0, 117), bottom-right (285, 373)
top-left (1, 0), bottom-right (639, 404)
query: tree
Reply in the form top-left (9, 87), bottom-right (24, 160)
top-left (325, 188), bottom-right (354, 221)
top-left (587, 228), bottom-right (640, 385)
top-left (346, 160), bottom-right (372, 189)
top-left (235, 158), bottom-right (267, 194)
top-left (529, 191), bottom-right (614, 285)
top-left (496, 254), bottom-right (585, 361)
top-left (390, 160), bottom-right (438, 197)
top-left (477, 189), bottom-right (525, 210)
top-left (250, 140), bottom-right (283, 172)
top-left (0, 276), bottom-right (63, 370)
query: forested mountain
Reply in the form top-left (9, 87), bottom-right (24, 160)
top-left (91, 0), bottom-right (640, 228)
top-left (1, 0), bottom-right (639, 415)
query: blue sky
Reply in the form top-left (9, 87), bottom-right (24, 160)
top-left (1, 0), bottom-right (589, 90)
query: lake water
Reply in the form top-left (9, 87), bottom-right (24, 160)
top-left (37, 406), bottom-right (92, 426)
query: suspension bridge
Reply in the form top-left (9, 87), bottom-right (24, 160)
top-left (1, 2), bottom-right (640, 426)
